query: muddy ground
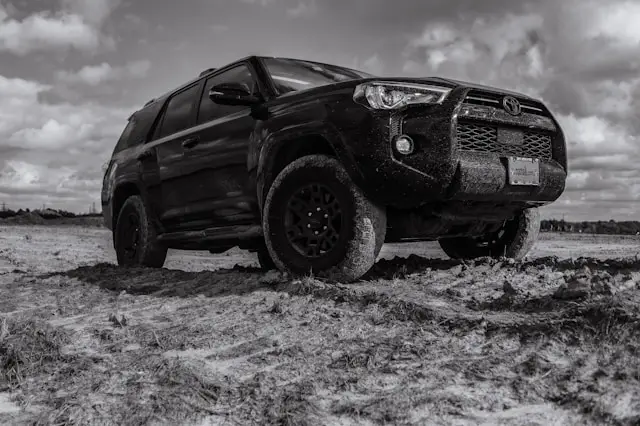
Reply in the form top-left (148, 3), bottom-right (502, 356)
top-left (1, 226), bottom-right (639, 425)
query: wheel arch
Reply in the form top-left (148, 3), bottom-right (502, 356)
top-left (257, 124), bottom-right (365, 213)
top-left (111, 182), bottom-right (141, 231)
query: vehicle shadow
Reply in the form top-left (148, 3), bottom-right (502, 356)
top-left (40, 254), bottom-right (640, 301)
top-left (41, 255), bottom-right (464, 299)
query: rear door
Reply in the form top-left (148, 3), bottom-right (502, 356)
top-left (144, 82), bottom-right (203, 231)
top-left (179, 63), bottom-right (263, 228)
top-left (102, 104), bottom-right (162, 228)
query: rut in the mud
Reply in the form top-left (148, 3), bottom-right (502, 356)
top-left (51, 255), bottom-right (640, 334)
top-left (2, 252), bottom-right (639, 425)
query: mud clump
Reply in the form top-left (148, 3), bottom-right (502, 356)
top-left (554, 266), bottom-right (638, 300)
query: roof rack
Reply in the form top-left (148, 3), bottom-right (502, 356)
top-left (143, 98), bottom-right (155, 107)
top-left (199, 67), bottom-right (217, 77)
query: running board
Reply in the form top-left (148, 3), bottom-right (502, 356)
top-left (157, 224), bottom-right (263, 243)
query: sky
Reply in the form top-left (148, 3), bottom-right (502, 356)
top-left (0, 0), bottom-right (638, 220)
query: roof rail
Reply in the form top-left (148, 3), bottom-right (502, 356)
top-left (199, 67), bottom-right (217, 77)
top-left (143, 98), bottom-right (155, 107)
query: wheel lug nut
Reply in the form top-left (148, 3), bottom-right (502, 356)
top-left (314, 231), bottom-right (319, 235)
top-left (323, 226), bottom-right (327, 230)
top-left (308, 212), bottom-right (312, 217)
top-left (316, 207), bottom-right (321, 211)
top-left (307, 224), bottom-right (311, 228)
top-left (324, 214), bottom-right (328, 218)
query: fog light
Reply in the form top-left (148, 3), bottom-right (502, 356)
top-left (395, 135), bottom-right (414, 155)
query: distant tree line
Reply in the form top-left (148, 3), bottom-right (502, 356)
top-left (0, 208), bottom-right (638, 235)
top-left (0, 208), bottom-right (102, 219)
top-left (541, 219), bottom-right (640, 235)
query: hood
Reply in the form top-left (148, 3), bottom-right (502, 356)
top-left (419, 77), bottom-right (536, 100)
top-left (365, 76), bottom-right (536, 100)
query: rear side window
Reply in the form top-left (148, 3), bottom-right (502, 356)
top-left (113, 120), bottom-right (136, 153)
top-left (112, 102), bottom-right (162, 153)
top-left (156, 84), bottom-right (200, 139)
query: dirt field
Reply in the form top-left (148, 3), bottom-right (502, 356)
top-left (1, 225), bottom-right (640, 425)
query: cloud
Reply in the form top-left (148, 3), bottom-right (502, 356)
top-left (211, 24), bottom-right (229, 33)
top-left (403, 13), bottom-right (546, 90)
top-left (0, 0), bottom-right (120, 55)
top-left (0, 8), bottom-right (100, 54)
top-left (239, 0), bottom-right (276, 6)
top-left (60, 0), bottom-right (121, 27)
top-left (0, 73), bottom-right (134, 209)
top-left (581, 0), bottom-right (640, 48)
top-left (559, 115), bottom-right (636, 158)
top-left (56, 60), bottom-right (152, 86)
top-left (287, 0), bottom-right (317, 17)
top-left (352, 54), bottom-right (384, 75)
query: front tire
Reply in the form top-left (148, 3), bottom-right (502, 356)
top-left (114, 195), bottom-right (167, 268)
top-left (439, 207), bottom-right (540, 260)
top-left (262, 155), bottom-right (386, 282)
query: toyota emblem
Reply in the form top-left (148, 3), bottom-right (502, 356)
top-left (502, 96), bottom-right (522, 116)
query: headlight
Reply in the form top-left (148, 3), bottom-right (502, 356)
top-left (353, 82), bottom-right (451, 110)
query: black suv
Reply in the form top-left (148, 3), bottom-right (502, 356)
top-left (101, 56), bottom-right (567, 281)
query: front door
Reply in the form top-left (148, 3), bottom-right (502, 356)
top-left (179, 63), bottom-right (262, 228)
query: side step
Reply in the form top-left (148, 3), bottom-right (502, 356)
top-left (157, 224), bottom-right (263, 243)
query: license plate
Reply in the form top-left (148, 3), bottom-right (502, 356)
top-left (507, 156), bottom-right (540, 186)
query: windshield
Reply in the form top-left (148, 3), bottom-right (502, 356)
top-left (261, 57), bottom-right (374, 95)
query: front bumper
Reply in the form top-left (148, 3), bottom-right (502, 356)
top-left (347, 86), bottom-right (568, 209)
top-left (448, 152), bottom-right (566, 202)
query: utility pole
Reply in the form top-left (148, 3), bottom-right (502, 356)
top-left (1, 202), bottom-right (5, 211)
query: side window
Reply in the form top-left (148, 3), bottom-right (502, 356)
top-left (156, 84), bottom-right (200, 139)
top-left (197, 65), bottom-right (258, 125)
top-left (113, 119), bottom-right (136, 153)
top-left (113, 101), bottom-right (161, 153)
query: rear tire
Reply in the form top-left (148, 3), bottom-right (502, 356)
top-left (114, 195), bottom-right (167, 267)
top-left (439, 207), bottom-right (540, 261)
top-left (262, 155), bottom-right (386, 282)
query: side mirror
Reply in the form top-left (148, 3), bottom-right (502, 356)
top-left (209, 82), bottom-right (260, 106)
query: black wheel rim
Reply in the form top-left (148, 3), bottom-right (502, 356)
top-left (121, 212), bottom-right (141, 261)
top-left (283, 183), bottom-right (343, 258)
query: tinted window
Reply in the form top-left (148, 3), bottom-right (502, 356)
top-left (112, 102), bottom-right (162, 153)
top-left (157, 84), bottom-right (199, 138)
top-left (262, 57), bottom-right (373, 95)
top-left (113, 120), bottom-right (135, 153)
top-left (197, 65), bottom-right (258, 125)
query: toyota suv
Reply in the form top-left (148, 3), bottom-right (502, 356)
top-left (101, 55), bottom-right (567, 282)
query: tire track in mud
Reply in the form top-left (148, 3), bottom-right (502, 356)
top-left (49, 255), bottom-right (640, 339)
top-left (31, 255), bottom-right (640, 425)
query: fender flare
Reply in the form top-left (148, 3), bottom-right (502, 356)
top-left (110, 178), bottom-right (164, 233)
top-left (255, 121), bottom-right (365, 213)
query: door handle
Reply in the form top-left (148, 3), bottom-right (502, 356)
top-left (182, 137), bottom-right (200, 149)
top-left (136, 149), bottom-right (153, 161)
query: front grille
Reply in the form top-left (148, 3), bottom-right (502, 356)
top-left (464, 89), bottom-right (548, 117)
top-left (457, 123), bottom-right (552, 160)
